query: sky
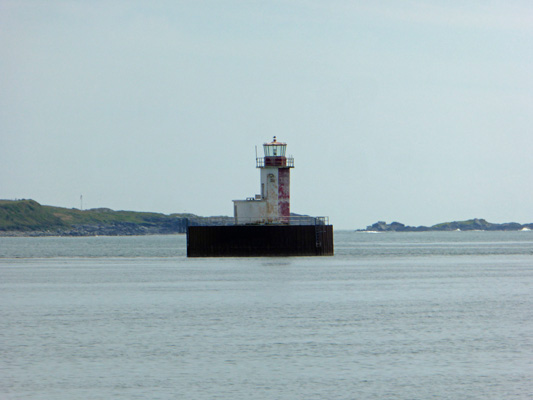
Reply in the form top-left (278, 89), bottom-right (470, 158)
top-left (1, 1), bottom-right (532, 229)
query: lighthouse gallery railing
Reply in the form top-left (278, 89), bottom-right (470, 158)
top-left (256, 157), bottom-right (294, 168)
top-left (188, 215), bottom-right (329, 226)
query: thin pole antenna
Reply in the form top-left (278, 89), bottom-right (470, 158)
top-left (80, 195), bottom-right (83, 211)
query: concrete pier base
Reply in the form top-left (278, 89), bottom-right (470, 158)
top-left (187, 225), bottom-right (334, 257)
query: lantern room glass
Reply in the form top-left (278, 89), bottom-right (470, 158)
top-left (264, 144), bottom-right (286, 157)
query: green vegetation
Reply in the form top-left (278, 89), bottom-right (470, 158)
top-left (0, 199), bottom-right (204, 235)
top-left (431, 219), bottom-right (490, 230)
top-left (0, 199), bottom-right (66, 231)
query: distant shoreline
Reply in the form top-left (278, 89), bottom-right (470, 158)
top-left (2, 200), bottom-right (532, 236)
top-left (358, 219), bottom-right (533, 232)
top-left (0, 199), bottom-right (230, 237)
top-left (0, 231), bottom-right (186, 238)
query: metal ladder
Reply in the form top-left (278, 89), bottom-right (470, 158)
top-left (315, 219), bottom-right (325, 248)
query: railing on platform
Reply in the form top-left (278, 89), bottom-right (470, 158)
top-left (188, 215), bottom-right (329, 227)
top-left (256, 157), bottom-right (294, 168)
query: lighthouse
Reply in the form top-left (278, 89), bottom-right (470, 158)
top-left (233, 136), bottom-right (294, 224)
top-left (187, 137), bottom-right (333, 257)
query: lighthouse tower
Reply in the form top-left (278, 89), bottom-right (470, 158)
top-left (233, 137), bottom-right (294, 224)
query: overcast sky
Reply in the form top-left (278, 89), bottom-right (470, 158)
top-left (1, 1), bottom-right (532, 229)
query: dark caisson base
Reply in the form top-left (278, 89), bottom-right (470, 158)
top-left (187, 225), bottom-right (334, 257)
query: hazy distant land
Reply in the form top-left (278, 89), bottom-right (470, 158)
top-left (360, 220), bottom-right (533, 232)
top-left (1, 200), bottom-right (531, 236)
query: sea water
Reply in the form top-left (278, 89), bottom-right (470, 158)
top-left (1, 231), bottom-right (532, 399)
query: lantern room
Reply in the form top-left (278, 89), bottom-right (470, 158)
top-left (261, 136), bottom-right (293, 168)
top-left (264, 136), bottom-right (286, 156)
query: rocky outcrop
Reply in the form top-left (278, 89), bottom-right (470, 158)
top-left (363, 221), bottom-right (428, 232)
top-left (0, 221), bottom-right (190, 237)
top-left (361, 219), bottom-right (533, 232)
top-left (58, 221), bottom-right (189, 236)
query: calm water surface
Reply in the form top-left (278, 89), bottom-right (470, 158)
top-left (1, 231), bottom-right (532, 399)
